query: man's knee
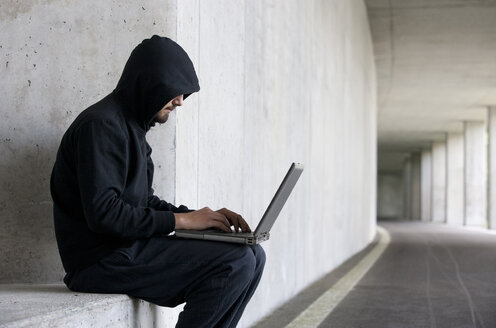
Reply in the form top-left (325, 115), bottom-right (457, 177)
top-left (251, 245), bottom-right (266, 269)
top-left (228, 246), bottom-right (257, 284)
top-left (234, 245), bottom-right (266, 286)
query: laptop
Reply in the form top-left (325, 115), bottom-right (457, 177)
top-left (175, 162), bottom-right (304, 245)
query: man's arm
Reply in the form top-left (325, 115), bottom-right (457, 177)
top-left (76, 119), bottom-right (175, 239)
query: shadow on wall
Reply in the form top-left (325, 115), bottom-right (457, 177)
top-left (0, 138), bottom-right (64, 283)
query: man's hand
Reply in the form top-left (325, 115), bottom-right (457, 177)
top-left (174, 207), bottom-right (251, 233)
top-left (216, 208), bottom-right (251, 233)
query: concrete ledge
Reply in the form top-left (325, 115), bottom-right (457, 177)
top-left (0, 284), bottom-right (182, 328)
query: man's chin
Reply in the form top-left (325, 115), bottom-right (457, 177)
top-left (153, 117), bottom-right (169, 125)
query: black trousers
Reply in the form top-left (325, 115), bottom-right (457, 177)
top-left (65, 236), bottom-right (266, 328)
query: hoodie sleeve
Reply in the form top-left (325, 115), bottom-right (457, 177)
top-left (75, 119), bottom-right (176, 239)
top-left (145, 142), bottom-right (193, 213)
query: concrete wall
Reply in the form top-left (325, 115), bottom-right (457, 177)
top-left (446, 132), bottom-right (464, 226)
top-left (432, 141), bottom-right (447, 223)
top-left (464, 121), bottom-right (487, 227)
top-left (0, 0), bottom-right (178, 283)
top-left (420, 149), bottom-right (432, 221)
top-left (175, 1), bottom-right (377, 325)
top-left (0, 0), bottom-right (377, 326)
top-left (377, 172), bottom-right (404, 220)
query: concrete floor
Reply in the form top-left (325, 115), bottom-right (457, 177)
top-left (255, 221), bottom-right (496, 328)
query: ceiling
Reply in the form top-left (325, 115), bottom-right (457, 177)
top-left (365, 0), bottom-right (496, 170)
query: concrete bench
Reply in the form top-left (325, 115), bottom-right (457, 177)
top-left (0, 284), bottom-right (182, 328)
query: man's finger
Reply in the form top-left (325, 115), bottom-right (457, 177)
top-left (234, 215), bottom-right (242, 232)
top-left (230, 213), bottom-right (242, 233)
top-left (213, 213), bottom-right (231, 230)
top-left (233, 218), bottom-right (240, 233)
top-left (213, 221), bottom-right (231, 232)
top-left (211, 213), bottom-right (231, 232)
top-left (217, 210), bottom-right (236, 231)
top-left (214, 208), bottom-right (249, 232)
top-left (239, 216), bottom-right (251, 232)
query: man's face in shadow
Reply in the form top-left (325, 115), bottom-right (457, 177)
top-left (154, 94), bottom-right (184, 124)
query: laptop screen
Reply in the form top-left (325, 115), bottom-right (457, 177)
top-left (254, 163), bottom-right (304, 235)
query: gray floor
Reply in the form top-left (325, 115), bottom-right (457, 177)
top-left (256, 221), bottom-right (496, 328)
top-left (322, 222), bottom-right (496, 328)
top-left (252, 233), bottom-right (380, 328)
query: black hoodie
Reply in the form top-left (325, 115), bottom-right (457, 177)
top-left (50, 36), bottom-right (200, 273)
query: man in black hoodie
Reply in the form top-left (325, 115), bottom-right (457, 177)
top-left (50, 35), bottom-right (265, 328)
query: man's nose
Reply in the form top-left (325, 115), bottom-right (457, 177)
top-left (173, 95), bottom-right (184, 106)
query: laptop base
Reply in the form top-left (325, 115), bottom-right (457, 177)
top-left (175, 230), bottom-right (270, 245)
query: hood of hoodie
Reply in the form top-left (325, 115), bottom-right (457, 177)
top-left (113, 35), bottom-right (200, 131)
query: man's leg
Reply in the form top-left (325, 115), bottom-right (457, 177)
top-left (215, 245), bottom-right (266, 327)
top-left (175, 244), bottom-right (266, 328)
top-left (65, 237), bottom-right (265, 328)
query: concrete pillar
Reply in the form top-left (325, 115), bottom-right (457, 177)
top-left (464, 121), bottom-right (488, 227)
top-left (446, 132), bottom-right (464, 226)
top-left (421, 149), bottom-right (432, 221)
top-left (410, 153), bottom-right (421, 221)
top-left (432, 141), bottom-right (447, 223)
top-left (488, 107), bottom-right (496, 229)
top-left (403, 157), bottom-right (412, 220)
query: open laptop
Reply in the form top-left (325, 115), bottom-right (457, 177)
top-left (175, 162), bottom-right (304, 245)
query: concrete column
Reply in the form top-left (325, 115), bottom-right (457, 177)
top-left (421, 149), bottom-right (432, 221)
top-left (464, 121), bottom-right (488, 227)
top-left (432, 141), bottom-right (447, 223)
top-left (403, 157), bottom-right (412, 220)
top-left (488, 107), bottom-right (496, 229)
top-left (410, 153), bottom-right (421, 221)
top-left (446, 132), bottom-right (464, 226)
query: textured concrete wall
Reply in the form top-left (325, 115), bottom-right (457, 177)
top-left (410, 153), bottom-right (421, 221)
top-left (377, 173), bottom-right (404, 220)
top-left (464, 121), bottom-right (487, 227)
top-left (175, 0), bottom-right (377, 326)
top-left (0, 0), bottom-right (177, 283)
top-left (446, 132), bottom-right (464, 226)
top-left (420, 149), bottom-right (432, 221)
top-left (432, 141), bottom-right (447, 223)
top-left (0, 0), bottom-right (376, 326)
top-left (488, 107), bottom-right (496, 229)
